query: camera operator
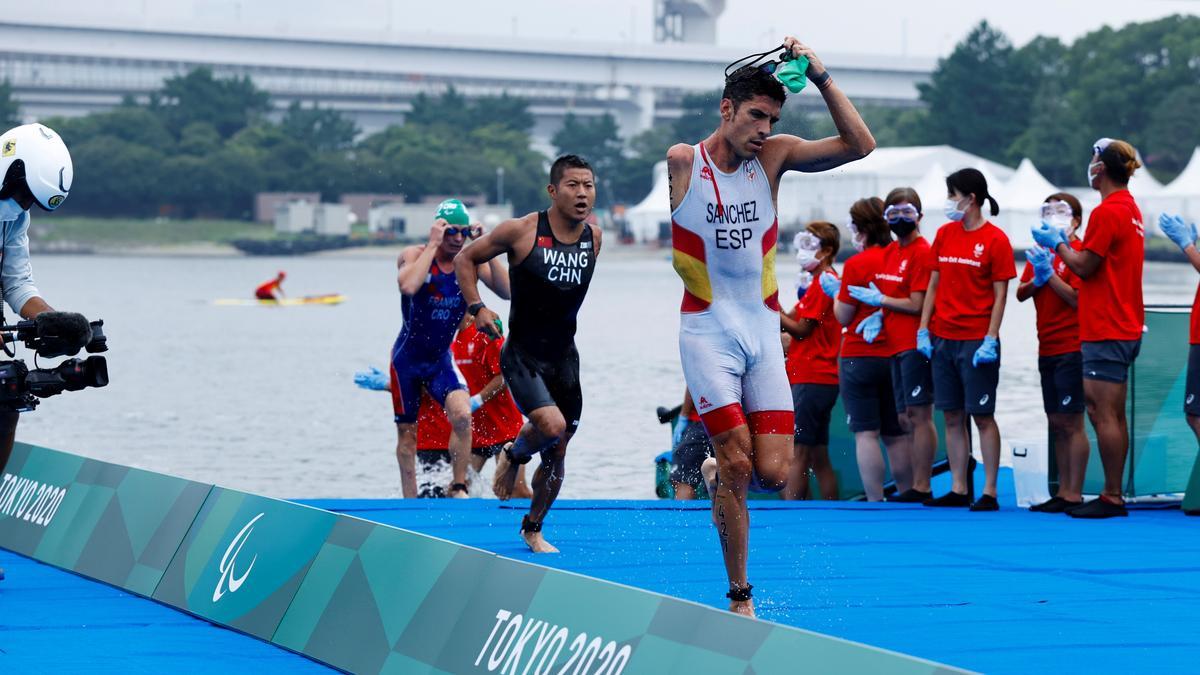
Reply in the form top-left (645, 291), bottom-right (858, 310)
top-left (0, 123), bottom-right (74, 479)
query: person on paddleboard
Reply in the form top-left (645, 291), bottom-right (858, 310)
top-left (667, 36), bottom-right (874, 616)
top-left (255, 271), bottom-right (286, 301)
top-left (392, 199), bottom-right (508, 499)
top-left (455, 154), bottom-right (601, 554)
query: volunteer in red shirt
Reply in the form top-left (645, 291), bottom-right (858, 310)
top-left (1157, 210), bottom-right (1200, 463)
top-left (918, 168), bottom-right (1015, 511)
top-left (1032, 138), bottom-right (1144, 519)
top-left (415, 392), bottom-right (453, 498)
top-left (847, 187), bottom-right (936, 502)
top-left (824, 198), bottom-right (911, 501)
top-left (450, 317), bottom-right (532, 498)
top-left (1018, 194), bottom-right (1088, 513)
top-left (781, 221), bottom-right (841, 500)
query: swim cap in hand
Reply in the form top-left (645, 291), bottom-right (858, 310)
top-left (775, 55), bottom-right (810, 93)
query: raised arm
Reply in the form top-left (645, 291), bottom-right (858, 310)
top-left (1053, 244), bottom-right (1102, 279)
top-left (397, 245), bottom-right (438, 296)
top-left (769, 38), bottom-right (875, 175)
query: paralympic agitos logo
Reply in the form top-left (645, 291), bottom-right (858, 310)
top-left (212, 512), bottom-right (264, 603)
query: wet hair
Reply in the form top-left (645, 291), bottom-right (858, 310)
top-left (1097, 140), bottom-right (1141, 186)
top-left (946, 168), bottom-right (999, 216)
top-left (549, 154), bottom-right (594, 186)
top-left (849, 197), bottom-right (891, 248)
top-left (883, 186), bottom-right (922, 214)
top-left (1044, 192), bottom-right (1083, 222)
top-left (806, 220), bottom-right (840, 260)
top-left (722, 66), bottom-right (786, 109)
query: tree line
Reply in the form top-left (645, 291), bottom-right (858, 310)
top-left (1, 14), bottom-right (1196, 219)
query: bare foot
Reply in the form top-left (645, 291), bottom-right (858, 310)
top-left (521, 529), bottom-right (559, 553)
top-left (492, 444), bottom-right (521, 500)
top-left (728, 599), bottom-right (755, 617)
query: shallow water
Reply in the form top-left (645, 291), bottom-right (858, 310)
top-left (13, 250), bottom-right (1194, 499)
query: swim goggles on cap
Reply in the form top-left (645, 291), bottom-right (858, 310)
top-left (1040, 202), bottom-right (1073, 220)
top-left (884, 204), bottom-right (920, 224)
top-left (724, 43), bottom-right (794, 82)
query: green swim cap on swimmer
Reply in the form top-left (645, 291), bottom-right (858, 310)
top-left (434, 198), bottom-right (471, 226)
top-left (775, 54), bottom-right (810, 93)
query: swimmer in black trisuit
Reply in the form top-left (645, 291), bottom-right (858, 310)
top-left (455, 154), bottom-right (601, 553)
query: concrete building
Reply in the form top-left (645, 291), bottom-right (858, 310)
top-left (0, 3), bottom-right (933, 152)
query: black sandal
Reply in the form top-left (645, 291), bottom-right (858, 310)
top-left (726, 584), bottom-right (753, 602)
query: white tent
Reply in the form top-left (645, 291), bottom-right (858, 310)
top-left (1149, 147), bottom-right (1200, 222)
top-left (911, 161), bottom-right (949, 238)
top-left (625, 160), bottom-right (671, 242)
top-left (994, 158), bottom-right (1059, 249)
top-left (774, 145), bottom-right (1015, 227)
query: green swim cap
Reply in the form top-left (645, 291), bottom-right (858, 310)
top-left (435, 199), bottom-right (471, 226)
top-left (775, 55), bottom-right (810, 93)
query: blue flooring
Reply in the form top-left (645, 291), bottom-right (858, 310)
top-left (0, 551), bottom-right (330, 673)
top-left (305, 468), bottom-right (1200, 675)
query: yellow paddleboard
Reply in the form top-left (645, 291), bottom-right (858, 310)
top-left (213, 294), bottom-right (347, 307)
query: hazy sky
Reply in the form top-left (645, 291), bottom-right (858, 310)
top-left (403, 0), bottom-right (1197, 57)
top-left (10, 0), bottom-right (1198, 59)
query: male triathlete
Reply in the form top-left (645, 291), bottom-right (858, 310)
top-left (455, 154), bottom-right (601, 553)
top-left (668, 36), bottom-right (874, 615)
top-left (393, 199), bottom-right (508, 498)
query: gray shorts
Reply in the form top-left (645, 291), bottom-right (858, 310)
top-left (931, 337), bottom-right (1000, 415)
top-left (891, 349), bottom-right (934, 412)
top-left (839, 356), bottom-right (903, 436)
top-left (791, 383), bottom-right (839, 446)
top-left (1186, 344), bottom-right (1200, 416)
top-left (1081, 339), bottom-right (1141, 384)
top-left (1038, 352), bottom-right (1085, 414)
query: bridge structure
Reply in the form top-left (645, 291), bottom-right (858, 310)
top-left (1, 13), bottom-right (933, 152)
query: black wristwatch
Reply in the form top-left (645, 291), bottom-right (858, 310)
top-left (467, 302), bottom-right (487, 316)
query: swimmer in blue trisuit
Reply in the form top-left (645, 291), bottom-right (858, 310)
top-left (392, 199), bottom-right (509, 498)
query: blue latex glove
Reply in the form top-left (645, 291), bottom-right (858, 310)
top-left (1025, 246), bottom-right (1054, 287)
top-left (819, 271), bottom-right (841, 299)
top-left (916, 328), bottom-right (933, 359)
top-left (848, 282), bottom-right (884, 307)
top-left (1031, 221), bottom-right (1068, 250)
top-left (671, 417), bottom-right (690, 448)
top-left (469, 394), bottom-right (484, 412)
top-left (1159, 213), bottom-right (1197, 251)
top-left (353, 366), bottom-right (389, 391)
top-left (972, 335), bottom-right (999, 368)
top-left (855, 310), bottom-right (884, 343)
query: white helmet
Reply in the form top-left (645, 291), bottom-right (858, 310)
top-left (0, 123), bottom-right (73, 211)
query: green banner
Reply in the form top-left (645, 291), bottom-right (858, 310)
top-left (0, 442), bottom-right (211, 596)
top-left (3, 443), bottom-right (971, 673)
top-left (152, 486), bottom-right (337, 640)
top-left (273, 518), bottom-right (966, 674)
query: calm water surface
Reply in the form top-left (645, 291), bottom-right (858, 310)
top-left (15, 250), bottom-right (1194, 499)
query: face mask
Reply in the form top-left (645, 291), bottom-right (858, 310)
top-left (0, 198), bottom-right (23, 222)
top-left (847, 219), bottom-right (866, 252)
top-left (1048, 213), bottom-right (1072, 230)
top-left (943, 198), bottom-right (966, 222)
top-left (1087, 160), bottom-right (1104, 188)
top-left (794, 231), bottom-right (823, 271)
top-left (889, 219), bottom-right (917, 238)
